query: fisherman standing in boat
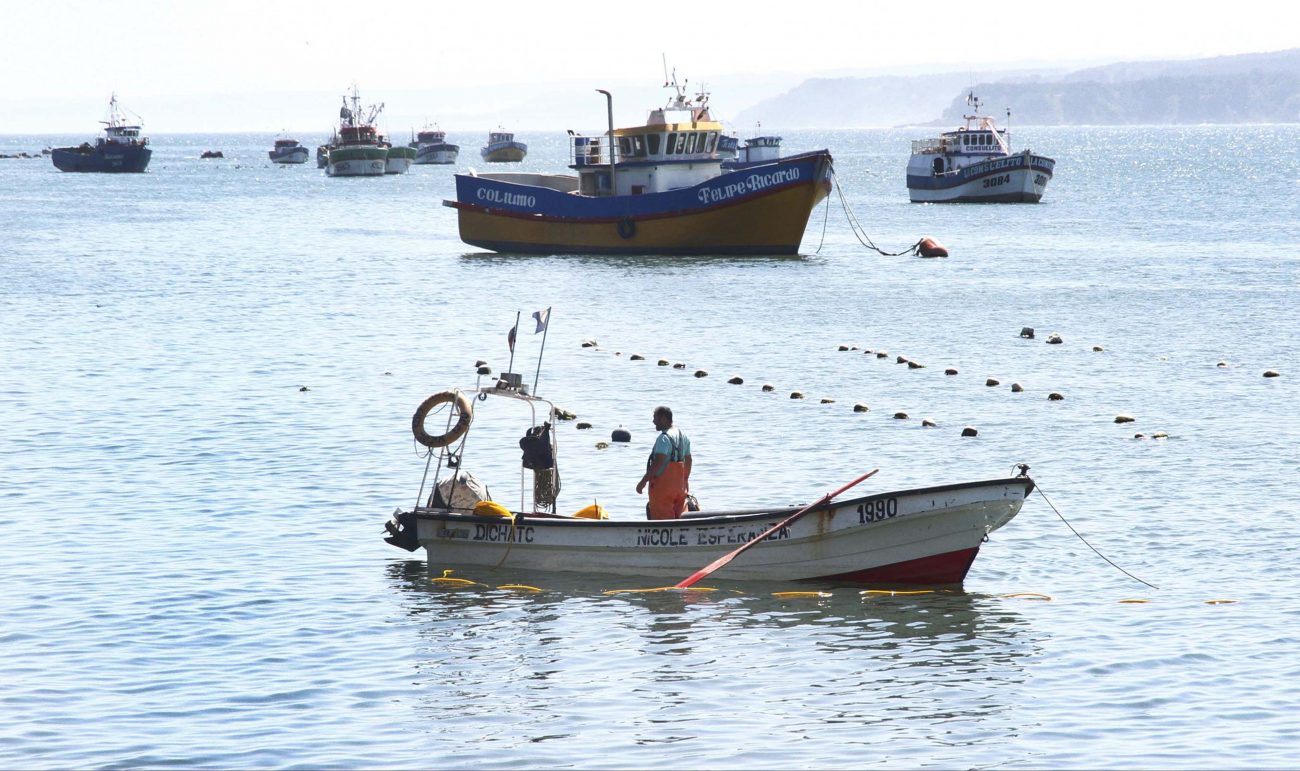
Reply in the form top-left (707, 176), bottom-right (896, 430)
top-left (636, 406), bottom-right (692, 520)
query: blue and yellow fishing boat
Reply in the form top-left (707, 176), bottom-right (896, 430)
top-left (444, 77), bottom-right (832, 255)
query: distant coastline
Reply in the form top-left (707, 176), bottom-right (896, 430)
top-left (736, 48), bottom-right (1300, 128)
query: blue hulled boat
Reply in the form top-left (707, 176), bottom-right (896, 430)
top-left (444, 75), bottom-right (832, 255)
top-left (51, 95), bottom-right (152, 173)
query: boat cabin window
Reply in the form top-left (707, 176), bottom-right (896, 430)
top-left (674, 133), bottom-right (687, 154)
top-left (665, 132), bottom-right (676, 155)
top-left (647, 134), bottom-right (661, 155)
top-left (706, 133), bottom-right (716, 153)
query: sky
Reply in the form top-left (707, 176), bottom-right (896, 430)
top-left (4, 0), bottom-right (1298, 133)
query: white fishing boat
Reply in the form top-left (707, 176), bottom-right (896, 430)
top-left (384, 380), bottom-right (1033, 585)
top-left (411, 125), bottom-right (459, 164)
top-left (268, 137), bottom-right (309, 164)
top-left (907, 92), bottom-right (1055, 203)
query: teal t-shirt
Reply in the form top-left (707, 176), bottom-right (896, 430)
top-left (650, 428), bottom-right (690, 476)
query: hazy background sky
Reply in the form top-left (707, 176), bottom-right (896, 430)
top-left (4, 0), bottom-right (1298, 133)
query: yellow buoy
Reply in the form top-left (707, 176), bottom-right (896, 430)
top-left (473, 500), bottom-right (514, 518)
top-left (572, 502), bottom-right (608, 520)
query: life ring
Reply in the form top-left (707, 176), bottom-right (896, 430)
top-left (616, 217), bottom-right (636, 239)
top-left (411, 390), bottom-right (474, 448)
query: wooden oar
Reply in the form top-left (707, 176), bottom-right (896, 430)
top-left (674, 469), bottom-right (879, 589)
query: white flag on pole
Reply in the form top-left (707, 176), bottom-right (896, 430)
top-left (532, 307), bottom-right (551, 334)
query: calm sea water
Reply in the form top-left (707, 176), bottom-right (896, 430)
top-left (2, 126), bottom-right (1298, 768)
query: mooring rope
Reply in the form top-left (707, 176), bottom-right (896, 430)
top-left (830, 168), bottom-right (925, 257)
top-left (1032, 479), bottom-right (1160, 590)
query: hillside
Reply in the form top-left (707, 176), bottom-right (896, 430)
top-left (735, 49), bottom-right (1300, 127)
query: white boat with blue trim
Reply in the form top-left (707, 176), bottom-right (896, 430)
top-left (411, 125), bottom-right (459, 164)
top-left (907, 92), bottom-right (1054, 203)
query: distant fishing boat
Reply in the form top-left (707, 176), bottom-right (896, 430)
top-left (716, 133), bottom-right (739, 161)
top-left (444, 74), bottom-right (832, 255)
top-left (50, 94), bottom-right (151, 173)
top-left (411, 125), bottom-right (459, 164)
top-left (268, 137), bottom-right (309, 164)
top-left (720, 134), bottom-right (783, 170)
top-left (480, 129), bottom-right (527, 163)
top-left (326, 87), bottom-right (387, 177)
top-left (381, 135), bottom-right (415, 174)
top-left (907, 92), bottom-right (1055, 203)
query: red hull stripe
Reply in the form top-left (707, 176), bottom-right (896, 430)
top-left (814, 547), bottom-right (981, 585)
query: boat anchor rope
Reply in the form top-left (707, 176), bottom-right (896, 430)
top-left (1031, 474), bottom-right (1160, 590)
top-left (821, 165), bottom-right (945, 258)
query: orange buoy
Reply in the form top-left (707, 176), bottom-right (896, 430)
top-left (917, 237), bottom-right (948, 258)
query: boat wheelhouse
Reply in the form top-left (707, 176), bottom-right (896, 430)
top-left (326, 87), bottom-right (388, 177)
top-left (480, 130), bottom-right (527, 162)
top-left (721, 134), bottom-right (783, 170)
top-left (906, 92), bottom-right (1055, 203)
top-left (50, 94), bottom-right (152, 173)
top-left (444, 75), bottom-right (832, 255)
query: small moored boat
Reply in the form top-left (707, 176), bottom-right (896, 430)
top-left (381, 135), bottom-right (415, 174)
top-left (268, 137), bottom-right (309, 164)
top-left (444, 75), bottom-right (833, 255)
top-left (383, 380), bottom-right (1033, 585)
top-left (480, 129), bottom-right (527, 162)
top-left (51, 94), bottom-right (151, 173)
top-left (907, 92), bottom-right (1055, 203)
top-left (412, 125), bottom-right (459, 164)
top-left (720, 133), bottom-right (783, 170)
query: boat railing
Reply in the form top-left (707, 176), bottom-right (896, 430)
top-left (911, 138), bottom-right (944, 154)
top-left (570, 135), bottom-right (618, 167)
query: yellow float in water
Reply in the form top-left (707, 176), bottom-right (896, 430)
top-left (431, 569), bottom-right (478, 586)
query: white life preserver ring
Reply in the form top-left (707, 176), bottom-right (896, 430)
top-left (411, 391), bottom-right (474, 448)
